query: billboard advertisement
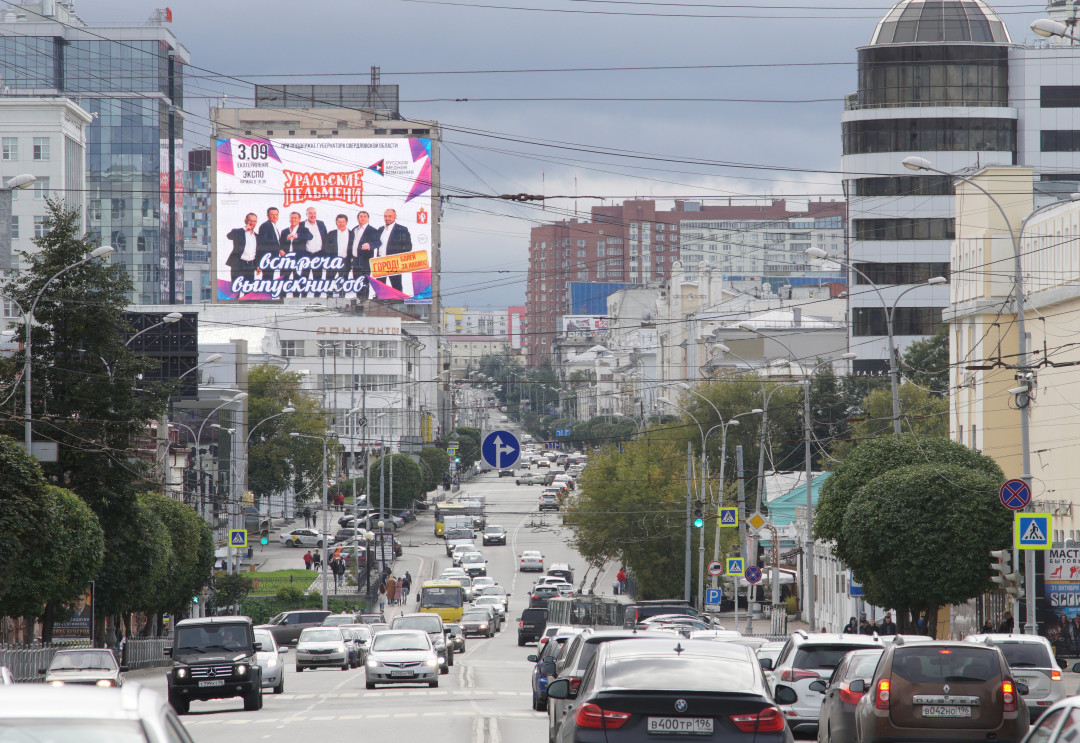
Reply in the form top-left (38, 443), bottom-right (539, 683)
top-left (53, 584), bottom-right (94, 642)
top-left (561, 315), bottom-right (608, 337)
top-left (214, 137), bottom-right (433, 303)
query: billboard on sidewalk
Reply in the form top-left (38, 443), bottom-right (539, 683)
top-left (214, 137), bottom-right (433, 303)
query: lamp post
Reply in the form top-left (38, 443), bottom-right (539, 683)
top-left (806, 246), bottom-right (946, 434)
top-left (364, 530), bottom-right (375, 600)
top-left (901, 155), bottom-right (1078, 635)
top-left (0, 174), bottom-right (35, 272)
top-left (658, 396), bottom-right (705, 609)
top-left (291, 431), bottom-right (332, 611)
top-left (23, 245), bottom-right (115, 453)
top-left (194, 392), bottom-right (248, 522)
top-left (124, 311), bottom-right (183, 347)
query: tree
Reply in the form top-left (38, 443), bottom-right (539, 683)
top-left (452, 427), bottom-right (481, 469)
top-left (902, 326), bottom-right (949, 397)
top-left (417, 446), bottom-right (449, 493)
top-left (37, 486), bottom-right (105, 642)
top-left (139, 493), bottom-right (215, 617)
top-left (93, 494), bottom-right (172, 624)
top-left (815, 435), bottom-right (1009, 635)
top-left (829, 383), bottom-right (948, 460)
top-left (369, 453), bottom-right (424, 511)
top-left (0, 436), bottom-right (51, 612)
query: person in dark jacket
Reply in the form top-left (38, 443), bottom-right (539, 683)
top-left (843, 617), bottom-right (859, 634)
top-left (878, 612), bottom-right (897, 635)
top-left (997, 610), bottom-right (1014, 633)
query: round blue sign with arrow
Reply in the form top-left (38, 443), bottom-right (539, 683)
top-left (1000, 479), bottom-right (1031, 511)
top-left (745, 565), bottom-right (762, 584)
top-left (481, 430), bottom-right (520, 470)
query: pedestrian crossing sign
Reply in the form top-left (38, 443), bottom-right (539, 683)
top-left (719, 508), bottom-right (738, 528)
top-left (1014, 512), bottom-right (1051, 550)
top-left (726, 558), bottom-right (744, 577)
top-left (229, 529), bottom-right (248, 549)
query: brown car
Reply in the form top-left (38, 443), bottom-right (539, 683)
top-left (854, 640), bottom-right (1029, 743)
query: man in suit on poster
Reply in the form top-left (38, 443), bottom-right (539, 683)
top-left (279, 211), bottom-right (312, 296)
top-left (256, 207), bottom-right (281, 266)
top-left (324, 213), bottom-right (353, 292)
top-left (225, 212), bottom-right (260, 290)
top-left (303, 207), bottom-right (329, 295)
top-left (378, 208), bottom-right (412, 293)
top-left (350, 210), bottom-right (381, 298)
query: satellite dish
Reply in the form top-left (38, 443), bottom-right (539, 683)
top-left (641, 309), bottom-right (653, 323)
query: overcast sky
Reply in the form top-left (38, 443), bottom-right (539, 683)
top-left (89, 0), bottom-right (1049, 310)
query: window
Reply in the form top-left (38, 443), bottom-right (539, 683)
top-left (1040, 131), bottom-right (1080, 153)
top-left (855, 46), bottom-right (1009, 109)
top-left (33, 177), bottom-right (49, 200)
top-left (32, 137), bottom-right (49, 161)
top-left (852, 262), bottom-right (950, 284)
top-left (9, 216), bottom-right (17, 239)
top-left (853, 175), bottom-right (954, 197)
top-left (280, 340), bottom-right (300, 357)
top-left (596, 244), bottom-right (606, 257)
top-left (88, 199), bottom-right (101, 221)
top-left (33, 216), bottom-right (47, 238)
top-left (1042, 86), bottom-right (1080, 108)
top-left (853, 218), bottom-right (954, 241)
top-left (853, 307), bottom-right (942, 336)
top-left (2, 137), bottom-right (17, 160)
top-left (842, 118), bottom-right (1016, 155)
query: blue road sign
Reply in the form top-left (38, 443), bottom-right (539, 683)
top-left (1015, 512), bottom-right (1052, 550)
top-left (726, 558), bottom-right (744, 577)
top-left (556, 428), bottom-right (571, 437)
top-left (1000, 479), bottom-right (1032, 511)
top-left (719, 508), bottom-right (738, 528)
top-left (705, 587), bottom-right (723, 606)
top-left (849, 571), bottom-right (864, 597)
top-left (229, 529), bottom-right (247, 548)
top-left (481, 430), bottom-right (520, 470)
top-left (745, 565), bottom-right (762, 584)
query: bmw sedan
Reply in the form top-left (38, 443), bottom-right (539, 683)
top-left (365, 630), bottom-right (439, 689)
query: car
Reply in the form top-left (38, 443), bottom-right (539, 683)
top-left (252, 628), bottom-right (286, 695)
top-left (339, 624), bottom-right (373, 666)
top-left (500, 415), bottom-right (509, 422)
top-left (322, 613), bottom-right (361, 626)
top-left (537, 458), bottom-right (551, 468)
top-left (482, 525), bottom-right (507, 546)
top-left (474, 595), bottom-right (507, 622)
top-left (546, 581), bottom-right (574, 597)
top-left (472, 576), bottom-right (496, 591)
top-left (390, 613), bottom-right (453, 673)
top-left (440, 575), bottom-right (474, 602)
top-left (621, 600), bottom-right (700, 628)
top-left (358, 613), bottom-right (386, 624)
top-left (461, 551), bottom-right (488, 577)
top-left (519, 607), bottom-right (549, 645)
top-left (0, 683), bottom-right (197, 742)
top-left (547, 564), bottom-right (575, 584)
top-left (368, 622), bottom-right (390, 635)
top-left (964, 634), bottom-right (1065, 720)
top-left (1018, 695), bottom-right (1080, 743)
top-left (476, 584), bottom-right (510, 612)
top-left (520, 550), bottom-right (545, 572)
top-left (165, 616), bottom-right (263, 714)
top-left (461, 608), bottom-right (497, 637)
top-left (517, 472), bottom-right (539, 486)
top-left (854, 640), bottom-right (1029, 743)
top-left (539, 494), bottom-right (560, 511)
top-left (529, 585), bottom-right (562, 608)
top-left (337, 626), bottom-right (364, 668)
top-left (364, 629), bottom-right (440, 689)
top-left (547, 637), bottom-right (795, 743)
top-left (279, 528), bottom-right (323, 547)
top-left (294, 627), bottom-right (350, 672)
top-left (765, 631), bottom-right (884, 736)
top-left (528, 627), bottom-right (586, 711)
top-left (256, 609), bottom-right (332, 646)
top-left (331, 527), bottom-right (364, 544)
top-left (445, 623), bottom-right (466, 653)
top-left (498, 468), bottom-right (514, 477)
top-left (43, 648), bottom-right (126, 687)
top-left (445, 536), bottom-right (476, 557)
top-left (810, 647), bottom-right (883, 743)
top-left (758, 641), bottom-right (785, 670)
top-left (451, 543), bottom-right (474, 566)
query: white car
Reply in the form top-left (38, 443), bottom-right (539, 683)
top-left (252, 628), bottom-right (285, 694)
top-left (963, 633), bottom-right (1066, 720)
top-left (473, 595), bottom-right (507, 621)
top-left (295, 627), bottom-right (350, 672)
top-left (365, 630), bottom-right (439, 689)
top-left (519, 550), bottom-right (544, 572)
top-left (451, 544), bottom-right (474, 567)
top-left (475, 584), bottom-right (509, 612)
top-left (471, 576), bottom-right (496, 591)
top-left (279, 528), bottom-right (323, 548)
top-left (460, 551), bottom-right (488, 577)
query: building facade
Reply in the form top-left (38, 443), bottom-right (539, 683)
top-left (182, 148), bottom-right (211, 304)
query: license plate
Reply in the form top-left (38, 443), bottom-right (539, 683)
top-left (390, 670), bottom-right (414, 677)
top-left (197, 679), bottom-right (225, 688)
top-left (648, 717), bottom-right (714, 735)
top-left (922, 706), bottom-right (971, 718)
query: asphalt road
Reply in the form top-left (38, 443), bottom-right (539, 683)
top-left (137, 459), bottom-right (611, 743)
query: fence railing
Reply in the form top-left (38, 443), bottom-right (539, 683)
top-left (122, 637), bottom-right (171, 670)
top-left (0, 641), bottom-right (90, 682)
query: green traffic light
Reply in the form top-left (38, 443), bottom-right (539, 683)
top-left (260, 537), bottom-right (269, 545)
top-left (693, 518), bottom-right (704, 528)
top-left (192, 595), bottom-right (199, 604)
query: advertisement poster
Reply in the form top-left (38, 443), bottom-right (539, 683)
top-left (214, 138), bottom-right (433, 303)
top-left (561, 315), bottom-right (608, 337)
top-left (53, 584), bottom-right (94, 642)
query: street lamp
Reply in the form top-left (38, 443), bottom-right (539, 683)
top-left (22, 245), bottom-right (115, 453)
top-left (0, 174), bottom-right (35, 271)
top-left (195, 392), bottom-right (247, 522)
top-left (1031, 18), bottom-right (1078, 40)
top-left (291, 431), bottom-right (332, 610)
top-left (364, 530), bottom-right (375, 600)
top-left (124, 311), bottom-right (183, 347)
top-left (806, 246), bottom-right (946, 433)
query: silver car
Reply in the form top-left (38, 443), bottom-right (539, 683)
top-left (520, 550), bottom-right (544, 572)
top-left (43, 648), bottom-right (126, 688)
top-left (295, 627), bottom-right (350, 672)
top-left (365, 630), bottom-right (439, 688)
top-left (252, 629), bottom-right (285, 694)
top-left (964, 633), bottom-right (1066, 720)
top-left (474, 595), bottom-right (507, 623)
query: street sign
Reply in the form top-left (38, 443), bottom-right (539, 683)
top-left (849, 571), bottom-right (864, 597)
top-left (719, 508), bottom-right (738, 528)
top-left (745, 565), bottom-right (762, 584)
top-left (544, 441), bottom-right (559, 450)
top-left (747, 512), bottom-right (769, 532)
top-left (1000, 479), bottom-right (1031, 511)
top-left (1015, 512), bottom-right (1052, 550)
top-left (707, 560), bottom-right (724, 576)
top-left (556, 428), bottom-right (571, 437)
top-left (447, 446), bottom-right (457, 456)
top-left (726, 558), bottom-right (744, 577)
top-left (481, 430), bottom-right (520, 469)
top-left (704, 587), bottom-right (723, 607)
top-left (229, 529), bottom-right (247, 549)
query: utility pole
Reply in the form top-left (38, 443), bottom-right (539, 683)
top-left (684, 442), bottom-right (692, 604)
top-left (738, 446), bottom-right (752, 634)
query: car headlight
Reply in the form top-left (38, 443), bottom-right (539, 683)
top-left (480, 623), bottom-right (488, 629)
top-left (337, 644), bottom-right (347, 654)
top-left (175, 667), bottom-right (189, 679)
top-left (266, 653), bottom-right (278, 668)
top-left (425, 657), bottom-right (438, 668)
top-left (96, 679), bottom-right (115, 687)
top-left (48, 680), bottom-right (65, 687)
top-left (367, 659), bottom-right (378, 668)
top-left (235, 664), bottom-right (248, 676)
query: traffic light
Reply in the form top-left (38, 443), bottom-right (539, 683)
top-left (693, 500), bottom-right (704, 528)
top-left (259, 520), bottom-right (270, 546)
top-left (990, 549), bottom-right (1021, 597)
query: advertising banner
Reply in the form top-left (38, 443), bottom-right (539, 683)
top-left (53, 584), bottom-right (94, 642)
top-left (214, 137), bottom-right (433, 303)
top-left (561, 315), bottom-right (608, 337)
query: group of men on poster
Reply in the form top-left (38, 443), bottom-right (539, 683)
top-left (225, 205), bottom-right (413, 298)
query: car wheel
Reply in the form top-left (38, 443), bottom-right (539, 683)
top-left (243, 687), bottom-right (263, 711)
top-left (316, 540), bottom-right (323, 548)
top-left (169, 696), bottom-right (189, 715)
top-left (429, 677), bottom-right (439, 688)
top-left (296, 665), bottom-right (303, 673)
top-left (447, 651), bottom-right (454, 667)
top-left (532, 691), bottom-right (546, 711)
top-left (440, 664), bottom-right (449, 675)
top-left (366, 680), bottom-right (376, 689)
top-left (274, 676), bottom-right (284, 695)
top-left (341, 661), bottom-right (349, 671)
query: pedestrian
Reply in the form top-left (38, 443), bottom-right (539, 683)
top-left (981, 619), bottom-right (995, 634)
top-left (334, 558), bottom-right (345, 588)
top-left (997, 610), bottom-right (1013, 633)
top-left (878, 612), bottom-right (897, 636)
top-left (303, 550), bottom-right (313, 571)
top-left (401, 571), bottom-right (412, 603)
top-left (303, 505), bottom-right (312, 528)
top-left (843, 617), bottom-right (858, 634)
top-left (616, 567), bottom-right (627, 595)
top-left (312, 550), bottom-right (322, 572)
top-left (386, 575), bottom-right (398, 606)
top-left (378, 582), bottom-right (387, 614)
top-left (858, 613), bottom-right (873, 635)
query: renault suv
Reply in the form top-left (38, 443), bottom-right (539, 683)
top-left (765, 631), bottom-right (883, 736)
top-left (854, 640), bottom-right (1029, 743)
top-left (963, 634), bottom-right (1064, 721)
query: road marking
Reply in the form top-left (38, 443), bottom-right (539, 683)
top-left (489, 716), bottom-right (502, 743)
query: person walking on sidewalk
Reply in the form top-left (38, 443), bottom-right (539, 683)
top-left (303, 550), bottom-right (313, 571)
top-left (400, 572), bottom-right (412, 605)
top-left (312, 550), bottom-right (322, 572)
top-left (378, 582), bottom-right (387, 614)
top-left (386, 575), bottom-right (398, 606)
top-left (303, 505), bottom-right (312, 528)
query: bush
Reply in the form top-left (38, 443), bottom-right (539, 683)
top-left (275, 585), bottom-right (304, 602)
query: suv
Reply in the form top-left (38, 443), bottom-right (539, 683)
top-left (482, 525), bottom-right (507, 546)
top-left (963, 634), bottom-right (1064, 720)
top-left (256, 609), bottom-right (331, 646)
top-left (854, 640), bottom-right (1029, 743)
top-left (390, 613), bottom-right (453, 673)
top-left (165, 616), bottom-right (263, 714)
top-left (547, 564), bottom-right (574, 584)
top-left (766, 630), bottom-right (883, 736)
top-left (518, 607), bottom-right (548, 645)
top-left (539, 493), bottom-right (560, 511)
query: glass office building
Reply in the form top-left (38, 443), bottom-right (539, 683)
top-left (0, 1), bottom-right (190, 304)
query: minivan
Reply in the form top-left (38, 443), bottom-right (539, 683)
top-left (518, 607), bottom-right (548, 646)
top-left (257, 610), bottom-right (332, 646)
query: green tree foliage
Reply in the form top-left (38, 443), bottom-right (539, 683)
top-left (452, 427), bottom-right (481, 469)
top-left (830, 384), bottom-right (949, 460)
top-left (0, 436), bottom-right (50, 610)
top-left (569, 417), bottom-right (639, 451)
top-left (902, 326), bottom-right (949, 397)
top-left (213, 573), bottom-right (254, 612)
top-left (246, 364), bottom-right (338, 504)
top-left (417, 446), bottom-right (449, 493)
top-left (94, 495), bottom-right (172, 618)
top-left (139, 493), bottom-right (215, 616)
top-left (368, 453), bottom-right (424, 511)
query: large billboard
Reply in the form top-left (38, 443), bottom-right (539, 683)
top-left (214, 137), bottom-right (433, 303)
top-left (561, 315), bottom-right (608, 337)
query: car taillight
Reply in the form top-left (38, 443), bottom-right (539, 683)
top-left (521, 558), bottom-right (525, 562)
top-left (839, 682), bottom-right (865, 706)
top-left (780, 668), bottom-right (820, 682)
top-left (1003, 680), bottom-right (1016, 713)
top-left (731, 707), bottom-right (786, 733)
top-left (1052, 669), bottom-right (1062, 681)
top-left (568, 676), bottom-right (582, 693)
top-left (876, 679), bottom-right (890, 710)
top-left (574, 702), bottom-right (631, 729)
top-left (519, 620), bottom-right (524, 628)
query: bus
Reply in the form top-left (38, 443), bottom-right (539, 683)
top-left (418, 580), bottom-right (465, 622)
top-left (546, 594), bottom-right (633, 630)
top-left (434, 503), bottom-right (467, 537)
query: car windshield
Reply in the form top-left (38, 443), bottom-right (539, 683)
top-left (299, 629), bottom-right (342, 643)
top-left (462, 554), bottom-right (483, 563)
top-left (253, 631), bottom-right (274, 648)
top-left (476, 598), bottom-right (500, 606)
top-left (175, 624), bottom-right (250, 652)
top-left (323, 616), bottom-right (354, 626)
top-left (480, 586), bottom-right (505, 595)
top-left (995, 642), bottom-right (1053, 668)
top-left (463, 612), bottom-right (489, 621)
top-left (373, 634), bottom-right (429, 652)
top-left (0, 721), bottom-right (148, 743)
top-left (393, 616), bottom-right (442, 633)
top-left (846, 651), bottom-right (884, 679)
top-left (606, 656), bottom-right (758, 692)
top-left (794, 644), bottom-right (879, 670)
top-left (893, 647), bottom-right (999, 683)
top-left (486, 527), bottom-right (504, 534)
top-left (49, 651), bottom-right (116, 671)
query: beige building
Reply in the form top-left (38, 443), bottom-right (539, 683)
top-left (448, 335), bottom-right (514, 377)
top-left (948, 166), bottom-right (1078, 539)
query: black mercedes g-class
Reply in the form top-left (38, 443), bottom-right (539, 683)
top-left (165, 616), bottom-right (262, 714)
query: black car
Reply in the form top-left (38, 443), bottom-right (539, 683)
top-left (810, 648), bottom-right (883, 743)
top-left (482, 525), bottom-right (507, 546)
top-left (518, 607), bottom-right (548, 646)
top-left (529, 585), bottom-right (561, 608)
top-left (548, 638), bottom-right (795, 743)
top-left (165, 616), bottom-right (263, 714)
top-left (622, 600), bottom-right (698, 628)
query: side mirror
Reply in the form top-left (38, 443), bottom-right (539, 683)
top-left (1072, 662), bottom-right (1080, 674)
top-left (527, 654), bottom-right (539, 663)
top-left (849, 678), bottom-right (867, 694)
top-left (253, 642), bottom-right (263, 651)
top-left (547, 678), bottom-right (572, 699)
top-left (119, 666), bottom-right (130, 673)
top-left (163, 647), bottom-right (172, 657)
top-left (540, 659), bottom-right (557, 675)
top-left (37, 669), bottom-right (46, 675)
top-left (279, 648), bottom-right (288, 655)
top-left (775, 686), bottom-right (798, 705)
top-left (808, 679), bottom-right (828, 693)
top-left (1017, 682), bottom-right (1030, 696)
top-left (758, 657), bottom-right (773, 671)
